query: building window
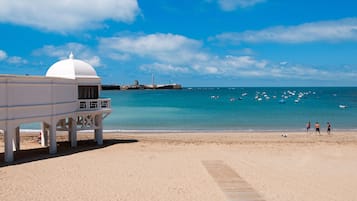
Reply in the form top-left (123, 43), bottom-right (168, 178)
top-left (78, 86), bottom-right (98, 99)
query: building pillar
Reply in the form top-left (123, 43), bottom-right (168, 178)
top-left (13, 126), bottom-right (20, 151)
top-left (94, 114), bottom-right (103, 145)
top-left (4, 127), bottom-right (15, 162)
top-left (49, 121), bottom-right (57, 154)
top-left (68, 118), bottom-right (77, 147)
top-left (41, 122), bottom-right (49, 147)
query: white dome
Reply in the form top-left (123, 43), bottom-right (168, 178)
top-left (46, 53), bottom-right (98, 79)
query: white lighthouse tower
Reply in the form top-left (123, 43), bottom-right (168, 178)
top-left (0, 53), bottom-right (111, 162)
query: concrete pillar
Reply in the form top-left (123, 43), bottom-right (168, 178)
top-left (13, 126), bottom-right (20, 151)
top-left (4, 127), bottom-right (15, 162)
top-left (68, 118), bottom-right (77, 147)
top-left (49, 121), bottom-right (57, 154)
top-left (94, 114), bottom-right (103, 145)
top-left (41, 122), bottom-right (49, 147)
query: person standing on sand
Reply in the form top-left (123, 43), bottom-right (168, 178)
top-left (327, 122), bottom-right (331, 134)
top-left (315, 122), bottom-right (320, 135)
top-left (306, 121), bottom-right (311, 133)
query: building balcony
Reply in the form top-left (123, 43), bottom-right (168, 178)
top-left (78, 98), bottom-right (111, 111)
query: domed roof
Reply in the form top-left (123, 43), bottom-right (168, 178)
top-left (46, 53), bottom-right (98, 79)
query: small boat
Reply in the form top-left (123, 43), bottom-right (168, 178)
top-left (339, 105), bottom-right (348, 109)
top-left (279, 99), bottom-right (286, 104)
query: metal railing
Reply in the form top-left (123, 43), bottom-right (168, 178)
top-left (78, 98), bottom-right (111, 111)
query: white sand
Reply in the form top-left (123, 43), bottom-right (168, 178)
top-left (1, 131), bottom-right (357, 201)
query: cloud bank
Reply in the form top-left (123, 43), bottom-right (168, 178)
top-left (0, 0), bottom-right (140, 32)
top-left (216, 18), bottom-right (357, 43)
top-left (98, 32), bottom-right (356, 81)
top-left (99, 33), bottom-right (271, 75)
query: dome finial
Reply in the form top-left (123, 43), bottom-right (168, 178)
top-left (69, 52), bottom-right (74, 59)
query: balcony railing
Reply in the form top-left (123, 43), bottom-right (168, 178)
top-left (78, 98), bottom-right (111, 111)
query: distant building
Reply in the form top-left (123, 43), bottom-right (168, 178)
top-left (0, 53), bottom-right (111, 162)
top-left (120, 79), bottom-right (182, 90)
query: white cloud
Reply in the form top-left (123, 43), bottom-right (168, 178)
top-left (0, 0), bottom-right (140, 32)
top-left (0, 50), bottom-right (8, 60)
top-left (100, 33), bottom-right (208, 64)
top-left (222, 55), bottom-right (267, 68)
top-left (204, 66), bottom-right (219, 74)
top-left (253, 63), bottom-right (357, 81)
top-left (0, 50), bottom-right (28, 65)
top-left (99, 33), bottom-right (271, 76)
top-left (33, 43), bottom-right (102, 67)
top-left (215, 0), bottom-right (265, 11)
top-left (7, 56), bottom-right (28, 64)
top-left (191, 55), bottom-right (268, 76)
top-left (140, 63), bottom-right (190, 74)
top-left (179, 54), bottom-right (355, 81)
top-left (279, 61), bottom-right (288, 66)
top-left (85, 56), bottom-right (101, 67)
top-left (216, 18), bottom-right (357, 43)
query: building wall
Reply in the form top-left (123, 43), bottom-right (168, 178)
top-left (0, 76), bottom-right (77, 128)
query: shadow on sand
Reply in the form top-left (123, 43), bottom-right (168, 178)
top-left (0, 139), bottom-right (138, 167)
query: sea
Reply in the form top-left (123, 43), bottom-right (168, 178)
top-left (101, 87), bottom-right (357, 132)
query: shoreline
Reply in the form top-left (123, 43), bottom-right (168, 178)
top-left (15, 128), bottom-right (357, 133)
top-left (2, 130), bottom-right (357, 145)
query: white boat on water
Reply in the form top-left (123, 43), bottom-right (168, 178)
top-left (339, 105), bottom-right (348, 109)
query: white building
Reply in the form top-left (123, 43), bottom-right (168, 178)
top-left (0, 53), bottom-right (111, 162)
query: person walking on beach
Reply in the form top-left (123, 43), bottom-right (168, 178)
top-left (315, 122), bottom-right (320, 135)
top-left (306, 121), bottom-right (311, 133)
top-left (327, 122), bottom-right (331, 134)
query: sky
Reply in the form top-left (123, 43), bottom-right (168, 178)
top-left (0, 0), bottom-right (357, 87)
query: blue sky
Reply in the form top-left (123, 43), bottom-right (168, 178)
top-left (0, 0), bottom-right (357, 86)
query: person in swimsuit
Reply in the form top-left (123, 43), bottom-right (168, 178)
top-left (315, 122), bottom-right (320, 135)
top-left (327, 122), bottom-right (331, 134)
top-left (306, 121), bottom-right (311, 133)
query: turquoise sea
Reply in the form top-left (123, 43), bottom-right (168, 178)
top-left (103, 87), bottom-right (357, 132)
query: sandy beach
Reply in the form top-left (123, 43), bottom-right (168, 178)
top-left (1, 131), bottom-right (357, 201)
